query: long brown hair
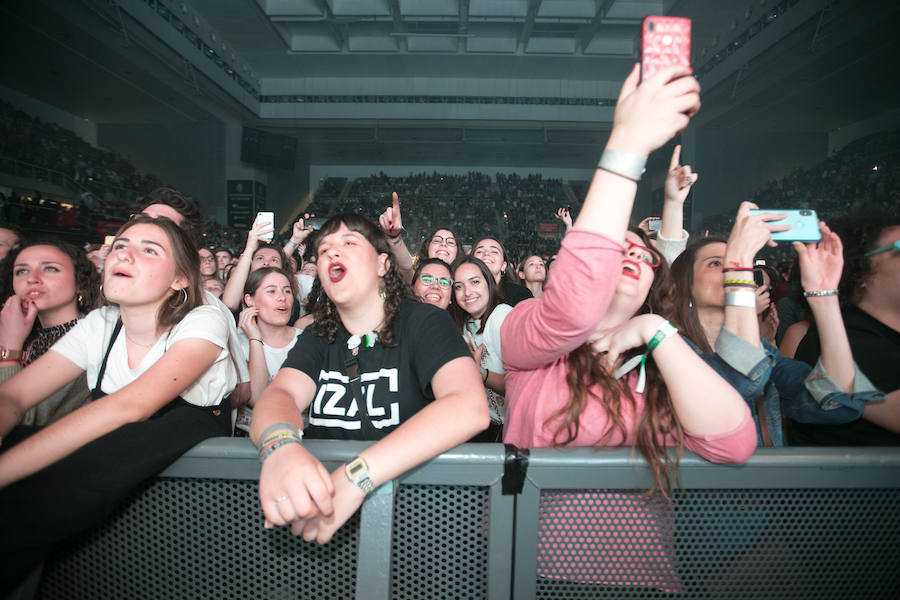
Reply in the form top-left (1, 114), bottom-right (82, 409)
top-left (669, 236), bottom-right (728, 354)
top-left (547, 229), bottom-right (684, 497)
top-left (106, 215), bottom-right (203, 329)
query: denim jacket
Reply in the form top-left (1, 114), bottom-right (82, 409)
top-left (684, 327), bottom-right (883, 446)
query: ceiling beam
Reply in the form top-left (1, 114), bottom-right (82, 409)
top-left (314, 0), bottom-right (347, 51)
top-left (578, 0), bottom-right (616, 53)
top-left (388, 0), bottom-right (408, 52)
top-left (519, 0), bottom-right (542, 50)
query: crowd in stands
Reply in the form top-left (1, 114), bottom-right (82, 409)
top-left (0, 67), bottom-right (898, 596)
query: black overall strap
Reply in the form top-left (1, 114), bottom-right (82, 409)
top-left (91, 319), bottom-right (123, 400)
top-left (344, 346), bottom-right (378, 439)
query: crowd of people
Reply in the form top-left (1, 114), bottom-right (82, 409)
top-left (0, 64), bottom-right (898, 595)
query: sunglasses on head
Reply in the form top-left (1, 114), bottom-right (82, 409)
top-left (419, 273), bottom-right (452, 287)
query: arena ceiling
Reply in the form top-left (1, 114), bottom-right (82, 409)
top-left (2, 0), bottom-right (899, 168)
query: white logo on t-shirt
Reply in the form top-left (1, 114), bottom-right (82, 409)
top-left (310, 368), bottom-right (400, 430)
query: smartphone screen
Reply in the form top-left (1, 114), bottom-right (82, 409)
top-left (255, 211), bottom-right (275, 241)
top-left (641, 16), bottom-right (692, 81)
top-left (647, 218), bottom-right (662, 232)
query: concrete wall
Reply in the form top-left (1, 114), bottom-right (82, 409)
top-left (97, 121), bottom-right (226, 221)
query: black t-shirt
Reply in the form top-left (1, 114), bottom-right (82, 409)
top-left (790, 305), bottom-right (900, 446)
top-left (500, 281), bottom-right (533, 307)
top-left (282, 300), bottom-right (470, 440)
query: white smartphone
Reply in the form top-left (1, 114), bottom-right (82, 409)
top-left (255, 211), bottom-right (274, 241)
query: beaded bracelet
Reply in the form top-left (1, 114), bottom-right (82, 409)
top-left (803, 289), bottom-right (838, 298)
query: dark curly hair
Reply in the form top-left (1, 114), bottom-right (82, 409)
top-left (547, 229), bottom-right (683, 499)
top-left (828, 214), bottom-right (900, 306)
top-left (310, 213), bottom-right (413, 346)
top-left (0, 239), bottom-right (101, 317)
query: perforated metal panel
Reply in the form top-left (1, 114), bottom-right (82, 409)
top-left (37, 478), bottom-right (359, 600)
top-left (391, 484), bottom-right (490, 600)
top-left (533, 488), bottom-right (900, 599)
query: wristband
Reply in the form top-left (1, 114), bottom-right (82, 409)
top-left (387, 235), bottom-right (403, 246)
top-left (597, 149), bottom-right (647, 182)
top-left (256, 422), bottom-right (302, 449)
top-left (612, 321), bottom-right (678, 395)
top-left (259, 437), bottom-right (302, 464)
top-left (723, 279), bottom-right (756, 287)
top-left (723, 267), bottom-right (753, 272)
top-left (249, 337), bottom-right (264, 345)
top-left (285, 240), bottom-right (298, 249)
top-left (646, 321), bottom-right (678, 354)
top-left (724, 291), bottom-right (757, 308)
top-left (803, 289), bottom-right (838, 298)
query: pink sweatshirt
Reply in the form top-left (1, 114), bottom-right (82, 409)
top-left (501, 229), bottom-right (756, 462)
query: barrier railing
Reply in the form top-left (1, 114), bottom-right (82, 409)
top-left (31, 439), bottom-right (900, 600)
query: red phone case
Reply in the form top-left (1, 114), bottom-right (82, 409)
top-left (641, 16), bottom-right (691, 81)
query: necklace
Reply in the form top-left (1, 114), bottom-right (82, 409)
top-left (125, 332), bottom-right (157, 347)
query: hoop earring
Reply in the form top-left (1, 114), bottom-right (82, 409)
top-left (170, 287), bottom-right (188, 307)
top-left (98, 284), bottom-right (105, 301)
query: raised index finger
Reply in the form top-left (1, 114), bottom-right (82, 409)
top-left (392, 192), bottom-right (400, 215)
top-left (669, 144), bottom-right (682, 171)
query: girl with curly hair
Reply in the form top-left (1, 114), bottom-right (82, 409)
top-left (0, 239), bottom-right (100, 426)
top-left (250, 212), bottom-right (488, 544)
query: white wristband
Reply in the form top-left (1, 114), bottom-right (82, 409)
top-left (724, 291), bottom-right (756, 308)
top-left (597, 149), bottom-right (647, 182)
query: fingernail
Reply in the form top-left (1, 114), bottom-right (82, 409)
top-left (264, 519), bottom-right (273, 529)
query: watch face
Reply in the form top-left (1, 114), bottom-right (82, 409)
top-left (346, 457), bottom-right (367, 478)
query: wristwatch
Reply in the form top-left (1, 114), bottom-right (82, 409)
top-left (344, 455), bottom-right (375, 496)
top-left (0, 347), bottom-right (23, 361)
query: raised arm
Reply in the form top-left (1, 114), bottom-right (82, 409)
top-left (502, 65), bottom-right (701, 370)
top-left (378, 192), bottom-right (415, 283)
top-left (0, 337), bottom-right (223, 488)
top-left (659, 144), bottom-right (697, 242)
top-left (722, 202), bottom-right (789, 348)
top-left (793, 223), bottom-right (854, 392)
top-left (282, 215), bottom-right (315, 262)
top-left (222, 217), bottom-right (273, 311)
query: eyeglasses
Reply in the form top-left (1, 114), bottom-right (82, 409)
top-left (419, 273), bottom-right (452, 287)
top-left (199, 255), bottom-right (216, 263)
top-left (430, 236), bottom-right (457, 248)
top-left (865, 240), bottom-right (900, 257)
top-left (626, 241), bottom-right (662, 269)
